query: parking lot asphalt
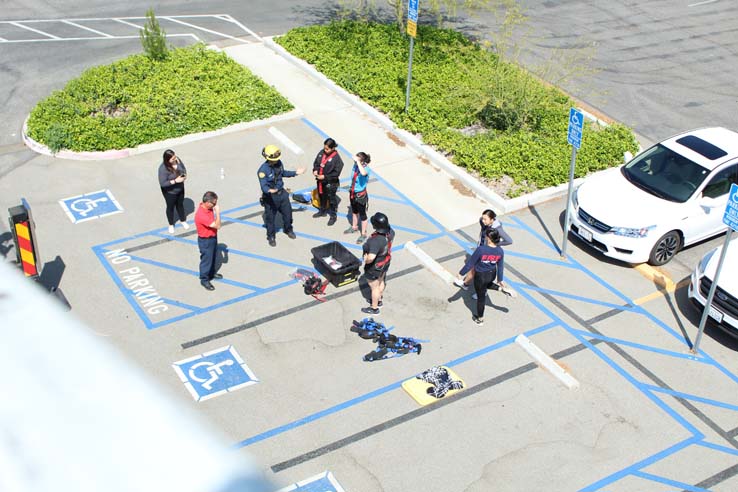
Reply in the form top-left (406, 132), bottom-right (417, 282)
top-left (2, 22), bottom-right (738, 492)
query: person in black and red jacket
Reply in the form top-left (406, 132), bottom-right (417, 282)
top-left (311, 137), bottom-right (344, 226)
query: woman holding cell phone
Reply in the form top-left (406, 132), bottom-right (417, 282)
top-left (158, 149), bottom-right (189, 233)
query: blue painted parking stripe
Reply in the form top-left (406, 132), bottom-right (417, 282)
top-left (123, 289), bottom-right (202, 311)
top-left (643, 385), bottom-right (738, 412)
top-left (513, 282), bottom-right (703, 438)
top-left (122, 252), bottom-right (262, 291)
top-left (92, 245), bottom-right (154, 329)
top-left (369, 193), bottom-right (412, 205)
top-left (218, 216), bottom-right (366, 252)
top-left (518, 284), bottom-right (637, 312)
top-left (695, 440), bottom-right (738, 456)
top-left (570, 329), bottom-right (711, 364)
top-left (631, 471), bottom-right (710, 492)
top-left (235, 320), bottom-right (559, 448)
top-left (95, 229), bottom-right (167, 250)
top-left (412, 231), bottom-right (449, 247)
top-left (509, 216), bottom-right (563, 256)
top-left (579, 436), bottom-right (701, 492)
top-left (505, 250), bottom-right (579, 268)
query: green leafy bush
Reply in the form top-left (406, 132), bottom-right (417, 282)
top-left (277, 21), bottom-right (638, 196)
top-left (27, 44), bottom-right (293, 152)
top-left (140, 9), bottom-right (169, 61)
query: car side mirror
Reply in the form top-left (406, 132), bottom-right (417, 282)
top-left (699, 195), bottom-right (720, 209)
top-left (623, 151), bottom-right (633, 164)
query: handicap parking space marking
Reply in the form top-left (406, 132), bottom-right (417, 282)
top-left (59, 189), bottom-right (123, 223)
top-left (276, 471), bottom-right (346, 492)
top-left (173, 345), bottom-right (258, 402)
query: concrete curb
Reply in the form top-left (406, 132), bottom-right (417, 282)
top-left (22, 108), bottom-right (304, 161)
top-left (515, 334), bottom-right (580, 389)
top-left (263, 36), bottom-right (606, 215)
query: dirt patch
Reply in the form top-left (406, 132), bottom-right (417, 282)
top-left (386, 131), bottom-right (406, 147)
top-left (91, 102), bottom-right (130, 119)
top-left (450, 178), bottom-right (475, 197)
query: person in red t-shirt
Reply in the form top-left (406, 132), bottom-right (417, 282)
top-left (194, 191), bottom-right (222, 290)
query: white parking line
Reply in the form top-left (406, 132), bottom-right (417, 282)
top-left (62, 20), bottom-right (113, 38)
top-left (9, 21), bottom-right (60, 39)
top-left (221, 14), bottom-right (262, 41)
top-left (688, 0), bottom-right (718, 5)
top-left (161, 16), bottom-right (248, 43)
top-left (113, 18), bottom-right (144, 30)
top-left (0, 33), bottom-right (202, 44)
top-left (268, 126), bottom-right (304, 155)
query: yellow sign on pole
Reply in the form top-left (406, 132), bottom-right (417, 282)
top-left (406, 20), bottom-right (417, 38)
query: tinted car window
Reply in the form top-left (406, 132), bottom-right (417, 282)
top-left (622, 144), bottom-right (710, 202)
top-left (703, 164), bottom-right (738, 199)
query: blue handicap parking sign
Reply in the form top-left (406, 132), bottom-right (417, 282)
top-left (173, 346), bottom-right (258, 401)
top-left (277, 471), bottom-right (346, 492)
top-left (723, 183), bottom-right (738, 232)
top-left (567, 107), bottom-right (584, 149)
top-left (59, 189), bottom-right (123, 223)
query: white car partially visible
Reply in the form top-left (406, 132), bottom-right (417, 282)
top-left (688, 239), bottom-right (738, 337)
top-left (569, 127), bottom-right (738, 265)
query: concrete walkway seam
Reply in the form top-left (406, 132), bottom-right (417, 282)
top-left (21, 108), bottom-right (304, 161)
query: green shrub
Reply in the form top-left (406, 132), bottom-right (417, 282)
top-left (27, 44), bottom-right (293, 152)
top-left (140, 9), bottom-right (169, 62)
top-left (277, 21), bottom-right (638, 196)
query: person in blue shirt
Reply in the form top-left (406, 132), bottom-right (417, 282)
top-left (258, 145), bottom-right (305, 247)
top-left (344, 151), bottom-right (371, 244)
top-left (458, 228), bottom-right (512, 326)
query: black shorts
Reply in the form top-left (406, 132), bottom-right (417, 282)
top-left (364, 262), bottom-right (389, 281)
top-left (351, 196), bottom-right (368, 218)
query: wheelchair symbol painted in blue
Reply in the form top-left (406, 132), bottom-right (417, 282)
top-left (173, 346), bottom-right (258, 401)
top-left (59, 189), bottom-right (123, 223)
top-left (276, 471), bottom-right (346, 492)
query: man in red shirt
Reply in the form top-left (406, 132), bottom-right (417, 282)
top-left (194, 191), bottom-right (222, 290)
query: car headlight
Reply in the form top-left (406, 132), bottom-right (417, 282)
top-left (572, 187), bottom-right (579, 210)
top-left (610, 225), bottom-right (656, 238)
top-left (697, 249), bottom-right (716, 275)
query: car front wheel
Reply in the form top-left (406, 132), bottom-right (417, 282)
top-left (648, 230), bottom-right (682, 266)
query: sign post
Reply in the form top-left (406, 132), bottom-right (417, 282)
top-left (692, 183), bottom-right (738, 354)
top-left (561, 107), bottom-right (584, 259)
top-left (404, 0), bottom-right (419, 113)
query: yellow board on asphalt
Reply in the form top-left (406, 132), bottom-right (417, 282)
top-left (402, 366), bottom-right (465, 406)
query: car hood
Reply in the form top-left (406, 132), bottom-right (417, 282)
top-left (577, 168), bottom-right (682, 228)
top-left (704, 240), bottom-right (738, 293)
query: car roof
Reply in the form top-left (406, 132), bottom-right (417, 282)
top-left (661, 127), bottom-right (738, 171)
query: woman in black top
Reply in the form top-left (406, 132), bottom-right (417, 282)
top-left (158, 149), bottom-right (189, 233)
top-left (312, 137), bottom-right (344, 226)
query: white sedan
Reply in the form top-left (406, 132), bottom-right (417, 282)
top-left (688, 239), bottom-right (738, 337)
top-left (569, 127), bottom-right (738, 265)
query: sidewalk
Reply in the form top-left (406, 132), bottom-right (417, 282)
top-left (223, 41), bottom-right (490, 232)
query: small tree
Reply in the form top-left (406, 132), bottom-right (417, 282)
top-left (140, 9), bottom-right (169, 61)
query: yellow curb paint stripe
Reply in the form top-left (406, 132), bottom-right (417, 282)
top-left (633, 278), bottom-right (691, 306)
top-left (633, 263), bottom-right (676, 290)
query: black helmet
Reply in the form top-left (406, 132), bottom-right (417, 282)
top-left (370, 212), bottom-right (390, 234)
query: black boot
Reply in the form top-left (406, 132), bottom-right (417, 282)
top-left (312, 209), bottom-right (327, 218)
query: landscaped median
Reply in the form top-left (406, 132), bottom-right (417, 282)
top-left (25, 44), bottom-right (293, 156)
top-left (276, 21), bottom-right (639, 198)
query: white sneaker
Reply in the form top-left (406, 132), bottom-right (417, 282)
top-left (168, 225), bottom-right (175, 234)
top-left (454, 278), bottom-right (469, 291)
top-left (181, 221), bottom-right (190, 230)
top-left (500, 285), bottom-right (518, 298)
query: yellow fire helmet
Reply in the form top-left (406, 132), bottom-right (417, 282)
top-left (262, 144), bottom-right (281, 162)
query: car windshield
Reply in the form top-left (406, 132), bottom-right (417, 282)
top-left (621, 144), bottom-right (710, 202)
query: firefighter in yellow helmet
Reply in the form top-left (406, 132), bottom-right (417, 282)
top-left (257, 145), bottom-right (305, 247)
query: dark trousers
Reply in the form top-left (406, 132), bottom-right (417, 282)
top-left (198, 236), bottom-right (217, 282)
top-left (162, 190), bottom-right (185, 225)
top-left (473, 268), bottom-right (498, 318)
top-left (264, 190), bottom-right (293, 238)
top-left (318, 181), bottom-right (339, 217)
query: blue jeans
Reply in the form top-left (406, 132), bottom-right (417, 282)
top-left (198, 236), bottom-right (217, 282)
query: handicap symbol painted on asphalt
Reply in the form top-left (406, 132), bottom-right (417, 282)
top-left (173, 345), bottom-right (258, 401)
top-left (59, 189), bottom-right (124, 223)
top-left (276, 471), bottom-right (346, 492)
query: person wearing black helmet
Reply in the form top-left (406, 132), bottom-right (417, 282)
top-left (257, 144), bottom-right (305, 247)
top-left (312, 137), bottom-right (344, 226)
top-left (361, 212), bottom-right (395, 315)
